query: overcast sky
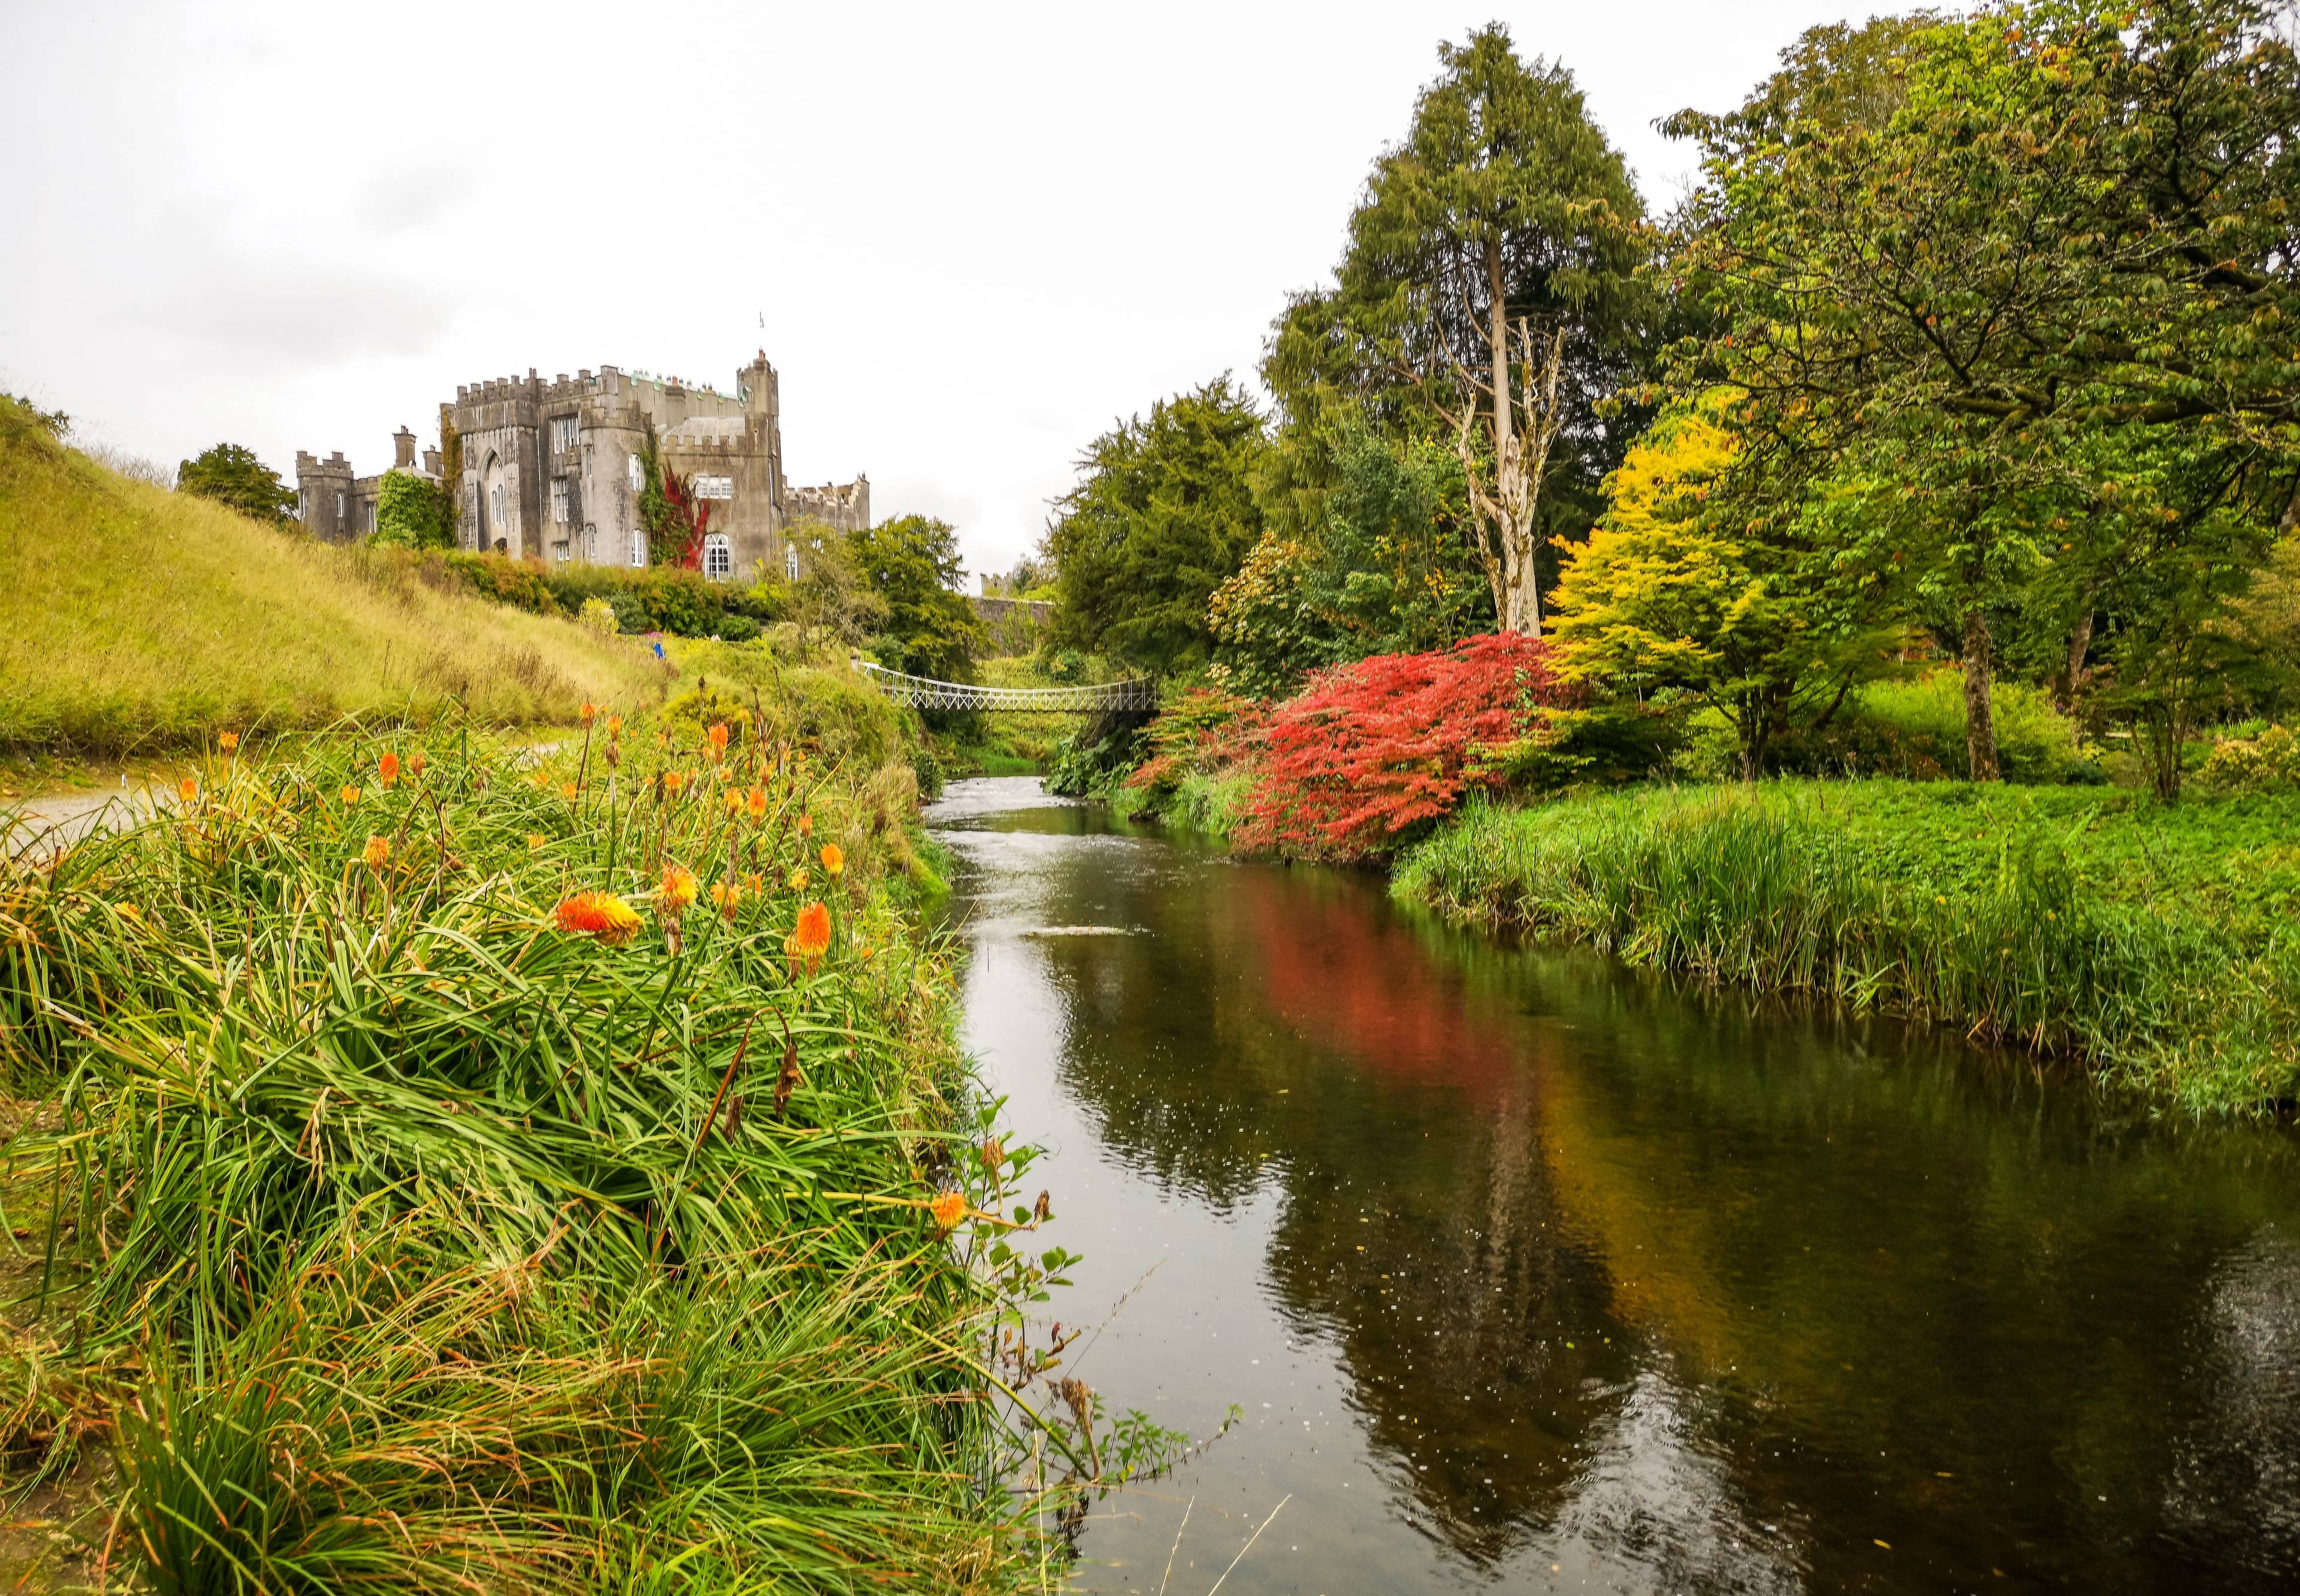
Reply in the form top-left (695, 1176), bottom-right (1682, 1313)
top-left (0, 1), bottom-right (1892, 585)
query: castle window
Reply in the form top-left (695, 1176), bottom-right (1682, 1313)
top-left (489, 482), bottom-right (506, 532)
top-left (551, 416), bottom-right (578, 453)
top-left (551, 479), bottom-right (570, 523)
top-left (695, 474), bottom-right (733, 500)
top-left (630, 529), bottom-right (646, 568)
top-left (785, 541), bottom-right (800, 582)
top-left (703, 534), bottom-right (731, 582)
top-left (335, 490), bottom-right (345, 520)
top-left (628, 454), bottom-right (643, 492)
top-left (585, 524), bottom-right (597, 562)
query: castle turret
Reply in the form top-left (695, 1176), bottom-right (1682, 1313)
top-left (295, 450), bottom-right (356, 544)
top-left (392, 427), bottom-right (416, 471)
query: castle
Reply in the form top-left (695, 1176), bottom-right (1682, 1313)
top-left (294, 351), bottom-right (868, 582)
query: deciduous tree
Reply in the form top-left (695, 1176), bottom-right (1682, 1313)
top-left (1044, 377), bottom-right (1267, 675)
top-left (178, 443), bottom-right (297, 525)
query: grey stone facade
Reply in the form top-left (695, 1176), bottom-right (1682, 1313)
top-left (295, 351), bottom-right (867, 584)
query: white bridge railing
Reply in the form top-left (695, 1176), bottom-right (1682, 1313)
top-left (854, 660), bottom-right (1155, 713)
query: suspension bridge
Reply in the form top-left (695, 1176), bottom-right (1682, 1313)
top-left (854, 659), bottom-right (1157, 713)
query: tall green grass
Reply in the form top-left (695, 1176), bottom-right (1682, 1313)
top-left (0, 708), bottom-right (1081, 1591)
top-left (0, 396), bottom-right (670, 753)
top-left (1393, 782), bottom-right (2300, 1115)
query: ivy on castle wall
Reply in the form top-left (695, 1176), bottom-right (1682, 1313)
top-left (371, 470), bottom-right (455, 551)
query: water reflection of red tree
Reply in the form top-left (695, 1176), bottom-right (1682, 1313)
top-left (1227, 866), bottom-right (1527, 1106)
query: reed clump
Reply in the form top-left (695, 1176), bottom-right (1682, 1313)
top-left (1394, 782), bottom-right (2300, 1116)
top-left (0, 704), bottom-right (1083, 1591)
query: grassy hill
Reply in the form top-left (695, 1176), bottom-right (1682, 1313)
top-left (0, 396), bottom-right (668, 753)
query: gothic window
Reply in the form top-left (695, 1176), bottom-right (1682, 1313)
top-left (785, 541), bottom-right (801, 582)
top-left (335, 490), bottom-right (345, 520)
top-left (703, 534), bottom-right (731, 582)
top-left (628, 454), bottom-right (643, 492)
top-left (550, 416), bottom-right (578, 453)
top-left (630, 529), bottom-right (646, 569)
top-left (585, 524), bottom-right (597, 562)
top-left (695, 474), bottom-right (733, 500)
top-left (490, 482), bottom-right (506, 532)
top-left (551, 479), bottom-right (570, 523)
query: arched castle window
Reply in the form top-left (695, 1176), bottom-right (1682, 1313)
top-left (703, 534), bottom-right (731, 582)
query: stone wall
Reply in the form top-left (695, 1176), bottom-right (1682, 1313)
top-left (969, 595), bottom-right (1052, 655)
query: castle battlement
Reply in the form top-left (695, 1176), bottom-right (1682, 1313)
top-left (301, 349), bottom-right (864, 567)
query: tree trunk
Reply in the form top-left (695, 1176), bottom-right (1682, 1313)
top-left (2065, 609), bottom-right (2095, 689)
top-left (1960, 605), bottom-right (2001, 782)
top-left (1483, 240), bottom-right (1541, 636)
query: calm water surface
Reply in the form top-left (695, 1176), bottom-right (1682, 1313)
top-left (925, 777), bottom-right (2300, 1595)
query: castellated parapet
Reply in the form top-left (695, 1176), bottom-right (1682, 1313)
top-left (297, 350), bottom-right (868, 581)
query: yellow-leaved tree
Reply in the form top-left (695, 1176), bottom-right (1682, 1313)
top-left (1548, 395), bottom-right (1886, 776)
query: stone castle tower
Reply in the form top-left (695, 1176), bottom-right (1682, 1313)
top-left (295, 351), bottom-right (868, 583)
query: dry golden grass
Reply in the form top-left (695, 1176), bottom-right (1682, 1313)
top-left (0, 398), bottom-right (671, 752)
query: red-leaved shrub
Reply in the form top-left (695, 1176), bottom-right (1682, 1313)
top-left (1236, 633), bottom-right (1569, 860)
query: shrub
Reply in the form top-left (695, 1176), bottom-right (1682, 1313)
top-left (2200, 724), bottom-right (2300, 792)
top-left (1237, 632), bottom-right (1572, 860)
top-left (577, 596), bottom-right (619, 637)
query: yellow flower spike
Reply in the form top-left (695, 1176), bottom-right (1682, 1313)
top-left (930, 1190), bottom-right (967, 1231)
top-left (217, 731), bottom-right (239, 753)
top-left (341, 785), bottom-right (361, 807)
top-left (362, 835), bottom-right (391, 870)
top-left (607, 715), bottom-right (623, 738)
top-left (819, 843), bottom-right (844, 877)
top-left (178, 777), bottom-right (198, 804)
top-left (724, 792), bottom-right (743, 817)
top-left (562, 782), bottom-right (579, 801)
top-left (528, 833), bottom-right (547, 852)
top-left (658, 864), bottom-right (698, 914)
top-left (787, 867), bottom-right (809, 892)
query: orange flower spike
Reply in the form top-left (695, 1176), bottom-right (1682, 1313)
top-left (658, 863), bottom-right (699, 914)
top-left (408, 749), bottom-right (426, 777)
top-left (554, 891), bottom-right (642, 947)
top-left (562, 782), bottom-right (579, 801)
top-left (744, 871), bottom-right (764, 896)
top-left (930, 1190), bottom-right (967, 1231)
top-left (341, 785), bottom-right (361, 807)
top-left (724, 792), bottom-right (743, 817)
top-left (217, 731), bottom-right (239, 753)
top-left (379, 752), bottom-right (401, 789)
top-left (819, 843), bottom-right (844, 877)
top-left (607, 714), bottom-right (623, 738)
top-left (792, 900), bottom-right (831, 960)
top-left (178, 777), bottom-right (198, 804)
top-left (707, 722), bottom-right (730, 762)
top-left (797, 812), bottom-right (814, 838)
top-left (362, 835), bottom-right (391, 870)
top-left (747, 786), bottom-right (767, 819)
top-left (712, 880), bottom-right (741, 921)
top-left (579, 702), bottom-right (598, 723)
top-left (664, 770), bottom-right (686, 796)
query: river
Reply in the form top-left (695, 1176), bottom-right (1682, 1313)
top-left (926, 777), bottom-right (2300, 1594)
